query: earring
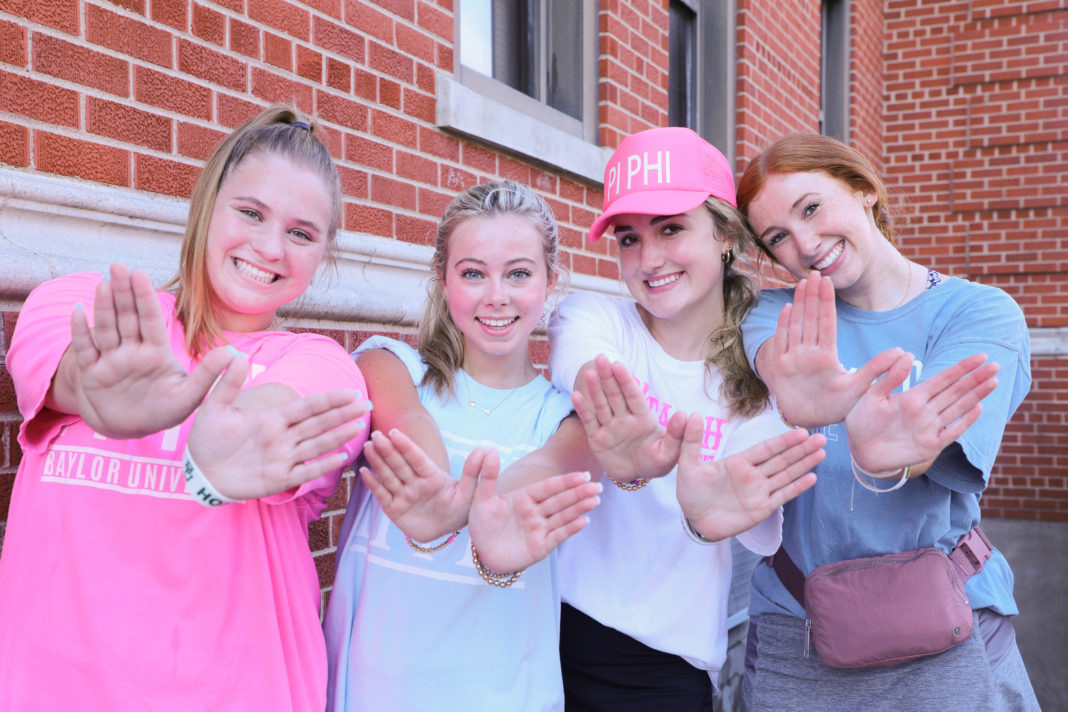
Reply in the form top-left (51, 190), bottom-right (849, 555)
top-left (866, 197), bottom-right (875, 206)
top-left (721, 247), bottom-right (732, 264)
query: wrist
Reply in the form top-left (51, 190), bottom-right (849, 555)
top-left (850, 453), bottom-right (911, 493)
top-left (182, 445), bottom-right (238, 507)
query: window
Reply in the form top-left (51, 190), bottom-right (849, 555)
top-left (439, 0), bottom-right (605, 183)
top-left (667, 0), bottom-right (736, 165)
top-left (820, 0), bottom-right (850, 142)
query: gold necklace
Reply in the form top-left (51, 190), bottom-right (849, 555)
top-left (894, 259), bottom-right (914, 308)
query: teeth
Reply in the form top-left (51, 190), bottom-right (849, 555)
top-left (478, 318), bottom-right (515, 328)
top-left (234, 259), bottom-right (277, 284)
top-left (648, 273), bottom-right (681, 288)
top-left (813, 242), bottom-right (844, 271)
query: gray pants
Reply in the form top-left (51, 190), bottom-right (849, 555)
top-left (743, 611), bottom-right (1040, 712)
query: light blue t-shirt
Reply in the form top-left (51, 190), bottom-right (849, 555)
top-left (741, 277), bottom-right (1031, 620)
top-left (324, 337), bottom-right (575, 712)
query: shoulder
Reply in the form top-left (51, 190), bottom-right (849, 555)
top-left (751, 288), bottom-right (794, 314)
top-left (926, 278), bottom-right (1028, 345)
top-left (352, 335), bottom-right (425, 386)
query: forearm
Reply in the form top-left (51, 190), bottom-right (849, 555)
top-left (498, 417), bottom-right (601, 494)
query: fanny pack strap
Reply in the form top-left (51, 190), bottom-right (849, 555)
top-left (767, 526), bottom-right (993, 611)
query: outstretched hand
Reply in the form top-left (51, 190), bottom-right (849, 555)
top-left (67, 263), bottom-right (233, 438)
top-left (468, 448), bottom-right (602, 574)
top-left (572, 355), bottom-right (686, 482)
top-left (760, 271), bottom-right (903, 428)
top-left (359, 429), bottom-right (479, 542)
top-left (845, 352), bottom-right (999, 473)
top-left (187, 358), bottom-right (369, 500)
top-left (677, 416), bottom-right (824, 542)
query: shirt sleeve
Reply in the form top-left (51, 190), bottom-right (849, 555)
top-left (8, 273), bottom-right (106, 453)
top-left (741, 288), bottom-right (793, 373)
top-left (547, 292), bottom-right (627, 394)
top-left (920, 283), bottom-right (1031, 494)
top-left (722, 408), bottom-right (791, 556)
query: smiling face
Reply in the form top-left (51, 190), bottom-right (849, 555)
top-left (746, 170), bottom-right (892, 298)
top-left (204, 151), bottom-right (333, 332)
top-left (440, 214), bottom-right (555, 380)
top-left (612, 204), bottom-right (727, 336)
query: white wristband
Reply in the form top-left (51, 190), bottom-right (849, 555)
top-left (183, 445), bottom-right (237, 507)
top-left (681, 515), bottom-right (718, 545)
top-left (850, 454), bottom-right (911, 494)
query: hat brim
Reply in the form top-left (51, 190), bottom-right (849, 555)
top-left (587, 189), bottom-right (715, 242)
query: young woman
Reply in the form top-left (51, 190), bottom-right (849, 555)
top-left (736, 133), bottom-right (1038, 711)
top-left (324, 181), bottom-right (603, 712)
top-left (547, 126), bottom-right (827, 710)
top-left (0, 106), bottom-right (370, 711)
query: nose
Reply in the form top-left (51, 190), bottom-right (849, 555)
top-left (251, 224), bottom-right (286, 261)
top-left (793, 226), bottom-right (821, 257)
top-left (639, 237), bottom-right (665, 273)
top-left (485, 276), bottom-right (507, 306)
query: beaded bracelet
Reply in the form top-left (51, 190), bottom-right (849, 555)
top-left (606, 476), bottom-right (650, 492)
top-left (471, 544), bottom-right (522, 588)
top-left (850, 454), bottom-right (911, 494)
top-left (405, 530), bottom-right (460, 554)
top-left (182, 445), bottom-right (237, 507)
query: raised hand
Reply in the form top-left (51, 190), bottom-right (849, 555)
top-left (677, 416), bottom-right (824, 542)
top-left (358, 429), bottom-right (479, 542)
top-left (572, 355), bottom-right (686, 483)
top-left (759, 271), bottom-right (902, 428)
top-left (467, 448), bottom-right (602, 574)
top-left (66, 263), bottom-right (233, 438)
top-left (845, 352), bottom-right (999, 474)
top-left (186, 357), bottom-right (369, 500)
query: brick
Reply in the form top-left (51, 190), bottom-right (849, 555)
top-left (417, 186), bottom-right (453, 219)
top-left (344, 134), bottom-right (393, 172)
top-left (216, 94), bottom-right (262, 129)
top-left (337, 165), bottom-right (369, 199)
top-left (264, 32), bottom-right (293, 71)
top-left (36, 130), bottom-right (130, 187)
top-left (379, 78), bottom-right (401, 110)
top-left (108, 0), bottom-right (145, 13)
top-left (177, 121), bottom-right (226, 161)
top-left (229, 18), bottom-right (260, 59)
top-left (0, 121), bottom-right (29, 167)
top-left (192, 3), bottom-right (226, 46)
top-left (297, 46), bottom-right (323, 83)
top-left (249, 0), bottom-right (311, 41)
top-left (440, 163), bottom-right (477, 192)
top-left (134, 153), bottom-right (198, 198)
top-left (33, 33), bottom-right (129, 97)
top-left (395, 214), bottom-right (436, 245)
top-left (347, 202), bottom-right (393, 237)
top-left (86, 97), bottom-right (172, 153)
top-left (417, 126), bottom-right (459, 161)
top-left (178, 39), bottom-right (247, 91)
top-left (250, 67), bottom-right (311, 111)
top-left (324, 57), bottom-right (349, 91)
top-left (0, 0), bottom-right (79, 34)
top-left (368, 41), bottom-right (414, 83)
top-left (353, 67), bottom-right (377, 102)
top-left (0, 366), bottom-right (14, 411)
top-left (134, 66), bottom-right (212, 121)
top-left (304, 0), bottom-right (342, 20)
top-left (403, 88), bottom-right (435, 123)
top-left (151, 0), bottom-right (189, 31)
top-left (312, 16), bottom-right (365, 64)
top-left (344, 1), bottom-right (395, 44)
top-left (370, 174), bottom-right (416, 211)
top-left (308, 515), bottom-right (331, 552)
top-left (0, 19), bottom-right (27, 66)
top-left (460, 142), bottom-right (497, 174)
top-left (395, 23), bottom-right (434, 64)
top-left (0, 70), bottom-right (79, 127)
top-left (316, 91), bottom-right (369, 132)
top-left (416, 1), bottom-right (451, 42)
top-left (395, 149), bottom-right (437, 185)
top-left (369, 109), bottom-right (418, 147)
top-left (86, 4), bottom-right (171, 67)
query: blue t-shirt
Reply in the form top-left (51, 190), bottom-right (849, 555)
top-left (741, 278), bottom-right (1031, 620)
top-left (324, 337), bottom-right (575, 712)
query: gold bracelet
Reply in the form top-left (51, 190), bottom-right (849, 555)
top-left (606, 476), bottom-right (650, 491)
top-left (405, 530), bottom-right (461, 554)
top-left (470, 544), bottom-right (522, 588)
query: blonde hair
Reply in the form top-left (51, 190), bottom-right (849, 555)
top-left (737, 134), bottom-right (896, 266)
top-left (419, 181), bottom-right (561, 398)
top-left (166, 104), bottom-right (341, 356)
top-left (700, 197), bottom-right (770, 419)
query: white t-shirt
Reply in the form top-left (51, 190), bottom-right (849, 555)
top-left (547, 291), bottom-right (787, 676)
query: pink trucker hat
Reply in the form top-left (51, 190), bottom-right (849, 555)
top-left (588, 127), bottom-right (736, 242)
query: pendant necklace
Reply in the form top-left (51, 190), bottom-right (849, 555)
top-left (465, 375), bottom-right (522, 416)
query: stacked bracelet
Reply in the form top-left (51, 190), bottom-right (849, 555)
top-left (606, 476), bottom-right (650, 492)
top-left (182, 445), bottom-right (237, 507)
top-left (405, 530), bottom-right (460, 554)
top-left (850, 454), bottom-right (911, 494)
top-left (682, 515), bottom-right (717, 545)
top-left (470, 544), bottom-right (522, 588)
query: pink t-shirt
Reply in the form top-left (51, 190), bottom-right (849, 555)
top-left (0, 273), bottom-right (368, 711)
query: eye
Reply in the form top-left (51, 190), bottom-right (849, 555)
top-left (765, 231), bottom-right (788, 247)
top-left (239, 208), bottom-right (262, 221)
top-left (660, 222), bottom-right (685, 236)
top-left (460, 268), bottom-right (484, 281)
top-left (616, 232), bottom-right (639, 248)
top-left (802, 202), bottom-right (820, 218)
top-left (508, 268), bottom-right (532, 281)
top-left (289, 228), bottom-right (314, 242)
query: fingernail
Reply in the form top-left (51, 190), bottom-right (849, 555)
top-left (101, 274), bottom-right (110, 283)
top-left (353, 389), bottom-right (363, 399)
top-left (592, 497), bottom-right (601, 506)
top-left (365, 400), bottom-right (374, 411)
top-left (354, 418), bottom-right (365, 431)
top-left (74, 302), bottom-right (83, 310)
top-left (226, 345), bottom-right (245, 357)
top-left (582, 471), bottom-right (591, 481)
top-left (593, 482), bottom-right (603, 494)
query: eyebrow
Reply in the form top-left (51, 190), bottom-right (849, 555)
top-left (234, 196), bottom-right (324, 235)
top-left (453, 256), bottom-right (537, 267)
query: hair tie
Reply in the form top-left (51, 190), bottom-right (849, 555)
top-left (290, 120), bottom-right (311, 132)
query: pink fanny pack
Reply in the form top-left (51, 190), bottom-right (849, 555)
top-left (768, 527), bottom-right (993, 669)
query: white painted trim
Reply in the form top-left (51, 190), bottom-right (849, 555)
top-left (1030, 327), bottom-right (1068, 358)
top-left (435, 74), bottom-right (612, 185)
top-left (0, 167), bottom-right (625, 327)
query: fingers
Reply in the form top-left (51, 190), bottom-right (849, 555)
top-left (772, 303), bottom-right (792, 363)
top-left (866, 350), bottom-right (915, 399)
top-left (359, 465), bottom-right (394, 508)
top-left (108, 263), bottom-right (141, 343)
top-left (766, 472), bottom-right (818, 509)
top-left (130, 268), bottom-right (169, 349)
top-left (362, 431), bottom-right (413, 492)
top-left (185, 346), bottom-right (238, 406)
top-left (851, 347), bottom-right (906, 395)
top-left (69, 304), bottom-right (101, 369)
top-left (817, 274), bottom-right (836, 347)
top-left (201, 354), bottom-right (250, 411)
top-left (678, 412), bottom-right (705, 468)
top-left (610, 360), bottom-right (651, 418)
top-left (90, 273), bottom-right (119, 352)
top-left (471, 447), bottom-right (501, 503)
top-left (801, 271), bottom-right (821, 346)
top-left (786, 277), bottom-right (806, 348)
top-left (662, 409), bottom-right (688, 460)
top-left (291, 416), bottom-right (365, 465)
top-left (737, 427), bottom-right (813, 466)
